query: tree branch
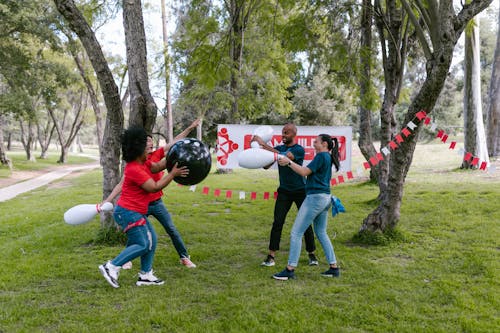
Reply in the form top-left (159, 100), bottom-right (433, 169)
top-left (400, 0), bottom-right (433, 60)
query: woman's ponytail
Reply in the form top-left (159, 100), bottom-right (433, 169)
top-left (318, 134), bottom-right (340, 171)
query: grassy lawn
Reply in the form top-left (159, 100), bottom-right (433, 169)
top-left (0, 150), bottom-right (96, 178)
top-left (0, 143), bottom-right (498, 332)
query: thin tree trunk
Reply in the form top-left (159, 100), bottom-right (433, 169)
top-left (462, 20), bottom-right (489, 168)
top-left (161, 0), bottom-right (174, 143)
top-left (123, 0), bottom-right (158, 131)
top-left (358, 0), bottom-right (378, 182)
top-left (0, 114), bottom-right (11, 166)
top-left (487, 6), bottom-right (500, 157)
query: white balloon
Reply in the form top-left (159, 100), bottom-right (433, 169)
top-left (253, 125), bottom-right (274, 143)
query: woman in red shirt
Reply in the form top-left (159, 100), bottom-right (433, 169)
top-left (99, 126), bottom-right (188, 288)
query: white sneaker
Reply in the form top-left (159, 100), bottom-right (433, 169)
top-left (136, 270), bottom-right (164, 286)
top-left (180, 256), bottom-right (197, 268)
top-left (99, 261), bottom-right (120, 288)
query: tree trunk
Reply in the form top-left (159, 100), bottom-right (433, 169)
top-left (71, 48), bottom-right (104, 157)
top-left (19, 118), bottom-right (36, 162)
top-left (36, 116), bottom-right (55, 159)
top-left (361, 0), bottom-right (493, 233)
top-left (487, 6), bottom-right (500, 158)
top-left (123, 0), bottom-right (158, 132)
top-left (373, 0), bottom-right (407, 200)
top-left (54, 0), bottom-right (124, 228)
top-left (462, 20), bottom-right (489, 168)
top-left (0, 114), bottom-right (11, 167)
top-left (357, 0), bottom-right (378, 182)
top-left (161, 0), bottom-right (174, 143)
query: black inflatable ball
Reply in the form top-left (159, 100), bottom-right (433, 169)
top-left (165, 138), bottom-right (212, 185)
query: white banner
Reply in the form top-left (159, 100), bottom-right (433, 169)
top-left (216, 124), bottom-right (352, 171)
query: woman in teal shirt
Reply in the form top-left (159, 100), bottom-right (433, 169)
top-left (272, 134), bottom-right (340, 280)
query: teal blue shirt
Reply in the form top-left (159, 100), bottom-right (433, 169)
top-left (305, 152), bottom-right (332, 195)
top-left (275, 144), bottom-right (306, 192)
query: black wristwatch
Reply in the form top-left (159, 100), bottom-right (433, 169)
top-left (287, 161), bottom-right (292, 167)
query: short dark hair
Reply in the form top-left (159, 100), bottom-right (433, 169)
top-left (121, 126), bottom-right (147, 162)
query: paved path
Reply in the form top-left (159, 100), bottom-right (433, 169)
top-left (0, 163), bottom-right (100, 202)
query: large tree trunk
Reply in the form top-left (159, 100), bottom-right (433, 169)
top-left (123, 0), bottom-right (157, 132)
top-left (487, 6), bottom-right (500, 158)
top-left (161, 0), bottom-right (174, 143)
top-left (373, 0), bottom-right (408, 201)
top-left (54, 0), bottom-right (124, 228)
top-left (361, 0), bottom-right (493, 233)
top-left (357, 0), bottom-right (378, 182)
top-left (462, 20), bottom-right (489, 168)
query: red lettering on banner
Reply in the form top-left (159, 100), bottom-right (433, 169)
top-left (243, 134), bottom-right (347, 162)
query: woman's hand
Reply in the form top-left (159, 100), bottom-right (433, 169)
top-left (171, 162), bottom-right (189, 178)
top-left (278, 155), bottom-right (290, 166)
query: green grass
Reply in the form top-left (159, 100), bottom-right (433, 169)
top-left (0, 144), bottom-right (499, 332)
top-left (0, 150), bottom-right (96, 178)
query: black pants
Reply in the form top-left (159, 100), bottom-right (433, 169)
top-left (268, 189), bottom-right (316, 253)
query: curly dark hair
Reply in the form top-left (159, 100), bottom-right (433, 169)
top-left (121, 126), bottom-right (147, 162)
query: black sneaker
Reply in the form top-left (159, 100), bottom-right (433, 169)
top-left (308, 253), bottom-right (319, 266)
top-left (321, 267), bottom-right (340, 277)
top-left (272, 268), bottom-right (295, 280)
top-left (261, 254), bottom-right (275, 267)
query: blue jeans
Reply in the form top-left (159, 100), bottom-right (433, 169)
top-left (288, 193), bottom-right (337, 267)
top-left (112, 205), bottom-right (157, 273)
top-left (147, 199), bottom-right (189, 258)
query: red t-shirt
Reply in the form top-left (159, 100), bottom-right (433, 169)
top-left (117, 161), bottom-right (153, 214)
top-left (145, 147), bottom-right (165, 201)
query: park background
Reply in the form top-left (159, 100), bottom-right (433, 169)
top-left (1, 0), bottom-right (500, 332)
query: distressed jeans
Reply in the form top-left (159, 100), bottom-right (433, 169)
top-left (112, 205), bottom-right (157, 273)
top-left (287, 193), bottom-right (337, 267)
